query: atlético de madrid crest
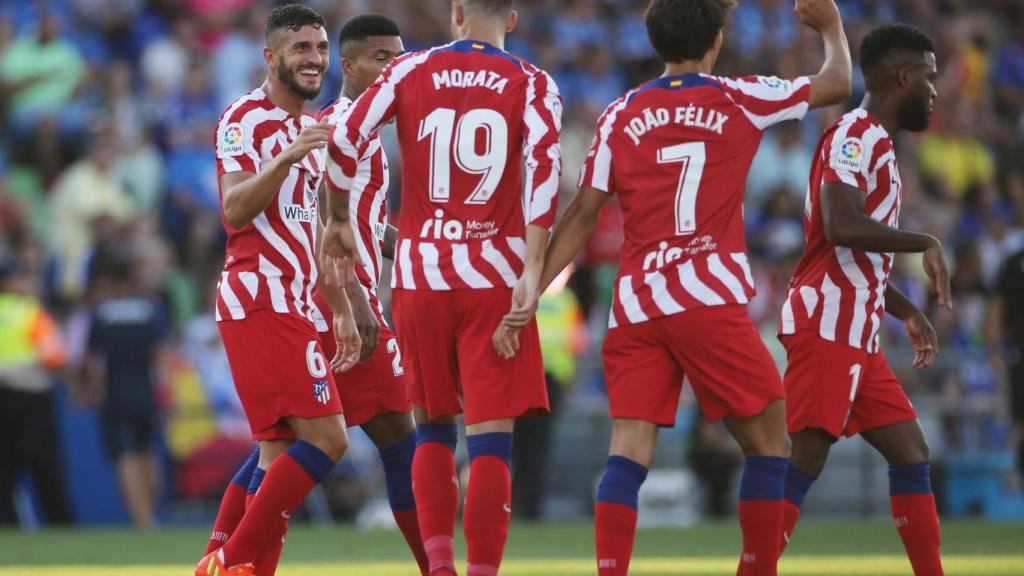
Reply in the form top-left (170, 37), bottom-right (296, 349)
top-left (313, 379), bottom-right (331, 405)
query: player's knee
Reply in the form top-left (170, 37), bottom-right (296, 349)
top-left (738, 430), bottom-right (791, 458)
top-left (303, 427), bottom-right (348, 462)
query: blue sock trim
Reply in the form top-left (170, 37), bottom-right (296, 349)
top-left (738, 456), bottom-right (787, 501)
top-left (595, 455), bottom-right (648, 510)
top-left (467, 432), bottom-right (513, 467)
top-left (248, 467), bottom-right (266, 495)
top-left (783, 464), bottom-right (816, 508)
top-left (889, 462), bottom-right (931, 495)
top-left (231, 447), bottom-right (260, 488)
top-left (287, 440), bottom-right (336, 483)
top-left (415, 423), bottom-right (457, 453)
top-left (379, 432), bottom-right (417, 511)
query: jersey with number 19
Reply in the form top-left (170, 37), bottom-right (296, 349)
top-left (579, 73), bottom-right (810, 424)
top-left (329, 39), bottom-right (562, 423)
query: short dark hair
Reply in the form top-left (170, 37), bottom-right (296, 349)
top-left (338, 14), bottom-right (401, 56)
top-left (859, 24), bottom-right (935, 75)
top-left (265, 4), bottom-right (326, 45)
top-left (646, 0), bottom-right (737, 63)
top-left (461, 0), bottom-right (514, 17)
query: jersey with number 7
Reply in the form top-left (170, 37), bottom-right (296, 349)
top-left (578, 74), bottom-right (811, 328)
top-left (330, 40), bottom-right (562, 291)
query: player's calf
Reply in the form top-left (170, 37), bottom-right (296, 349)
top-left (412, 422), bottom-right (459, 576)
top-left (464, 431), bottom-right (514, 576)
top-left (863, 421), bottom-right (943, 575)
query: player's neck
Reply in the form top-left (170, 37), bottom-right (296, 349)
top-left (455, 24), bottom-right (505, 50)
top-left (860, 93), bottom-right (899, 135)
top-left (263, 78), bottom-right (307, 118)
top-left (662, 60), bottom-right (710, 77)
top-left (341, 81), bottom-right (361, 103)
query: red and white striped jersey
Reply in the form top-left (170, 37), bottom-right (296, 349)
top-left (578, 74), bottom-right (811, 328)
top-left (214, 88), bottom-right (325, 323)
top-left (329, 40), bottom-right (562, 291)
top-left (779, 108), bottom-right (902, 352)
top-left (319, 96), bottom-right (390, 327)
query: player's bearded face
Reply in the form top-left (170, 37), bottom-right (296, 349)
top-left (897, 90), bottom-right (931, 132)
top-left (277, 53), bottom-right (325, 100)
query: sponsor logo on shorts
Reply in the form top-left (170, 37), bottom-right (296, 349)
top-left (313, 379), bottom-right (331, 405)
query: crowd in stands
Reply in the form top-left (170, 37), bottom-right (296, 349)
top-left (1, 0), bottom-right (1023, 524)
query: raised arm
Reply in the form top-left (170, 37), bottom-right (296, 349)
top-left (821, 181), bottom-right (951, 309)
top-left (795, 0), bottom-right (852, 109)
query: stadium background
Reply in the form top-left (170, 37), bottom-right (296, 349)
top-left (1, 0), bottom-right (1023, 572)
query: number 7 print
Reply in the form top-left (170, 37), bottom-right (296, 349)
top-left (657, 141), bottom-right (706, 235)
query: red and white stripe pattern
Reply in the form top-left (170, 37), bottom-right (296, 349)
top-left (607, 252), bottom-right (757, 328)
top-left (214, 88), bottom-right (325, 322)
top-left (578, 74), bottom-right (810, 328)
top-left (329, 40), bottom-right (562, 291)
top-left (320, 97), bottom-right (389, 324)
top-left (780, 109), bottom-right (902, 352)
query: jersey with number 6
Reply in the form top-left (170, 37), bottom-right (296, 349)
top-left (330, 39), bottom-right (562, 291)
top-left (578, 74), bottom-right (811, 328)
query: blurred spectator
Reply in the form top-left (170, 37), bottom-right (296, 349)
top-left (918, 98), bottom-right (996, 199)
top-left (746, 122), bottom-right (814, 207)
top-left (0, 12), bottom-right (86, 125)
top-left (0, 254), bottom-right (72, 526)
top-left (989, 248), bottom-right (1024, 479)
top-left (49, 126), bottom-right (137, 299)
top-left (994, 9), bottom-right (1024, 132)
top-left (513, 266), bottom-right (587, 520)
top-left (81, 249), bottom-right (171, 527)
top-left (211, 7), bottom-right (267, 109)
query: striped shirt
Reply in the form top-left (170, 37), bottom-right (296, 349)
top-left (577, 74), bottom-right (811, 328)
top-left (779, 108), bottom-right (902, 352)
top-left (213, 88), bottom-right (325, 322)
top-left (329, 39), bottom-right (562, 291)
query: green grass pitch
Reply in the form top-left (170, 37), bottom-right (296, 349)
top-left (0, 520), bottom-right (1021, 575)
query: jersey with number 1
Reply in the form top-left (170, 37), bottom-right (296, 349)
top-left (331, 39), bottom-right (562, 291)
top-left (578, 74), bottom-right (810, 328)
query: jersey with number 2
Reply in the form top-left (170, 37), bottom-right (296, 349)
top-left (578, 74), bottom-right (811, 328)
top-left (332, 40), bottom-right (562, 292)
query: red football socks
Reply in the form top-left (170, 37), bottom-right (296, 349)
top-left (205, 448), bottom-right (259, 554)
top-left (221, 441), bottom-right (335, 567)
top-left (464, 454), bottom-right (511, 576)
top-left (778, 498), bottom-right (801, 556)
top-left (205, 481), bottom-right (247, 554)
top-left (393, 508), bottom-right (430, 575)
top-left (891, 493), bottom-right (943, 574)
top-left (889, 463), bottom-right (943, 575)
top-left (253, 519), bottom-right (288, 575)
top-left (736, 456), bottom-right (787, 576)
top-left (413, 429), bottom-right (459, 576)
top-left (595, 501), bottom-right (639, 576)
top-left (594, 455), bottom-right (648, 576)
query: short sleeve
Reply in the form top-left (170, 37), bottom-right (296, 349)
top-left (714, 75), bottom-right (812, 131)
top-left (820, 121), bottom-right (886, 193)
top-left (577, 96), bottom-right (628, 194)
top-left (215, 114), bottom-right (262, 175)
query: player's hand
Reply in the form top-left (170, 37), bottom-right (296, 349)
top-left (904, 312), bottom-right (938, 369)
top-left (321, 220), bottom-right (362, 286)
top-left (348, 286), bottom-right (380, 362)
top-left (331, 314), bottom-right (362, 373)
top-left (794, 0), bottom-right (842, 32)
top-left (282, 121), bottom-right (331, 165)
top-left (502, 269), bottom-right (541, 330)
top-left (493, 322), bottom-right (520, 360)
top-left (923, 239), bottom-right (952, 310)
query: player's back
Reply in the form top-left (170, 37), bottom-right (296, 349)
top-left (780, 108), bottom-right (900, 352)
top-left (339, 39), bottom-right (561, 291)
top-left (580, 74), bottom-right (809, 326)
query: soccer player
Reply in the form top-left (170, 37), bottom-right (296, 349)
top-left (500, 0), bottom-right (851, 573)
top-left (196, 5), bottom-right (362, 576)
top-left (312, 14), bottom-right (429, 576)
top-left (323, 1), bottom-right (562, 575)
top-left (777, 24), bottom-right (949, 575)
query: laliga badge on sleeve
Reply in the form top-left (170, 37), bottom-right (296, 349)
top-left (218, 122), bottom-right (245, 157)
top-left (833, 137), bottom-right (865, 172)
